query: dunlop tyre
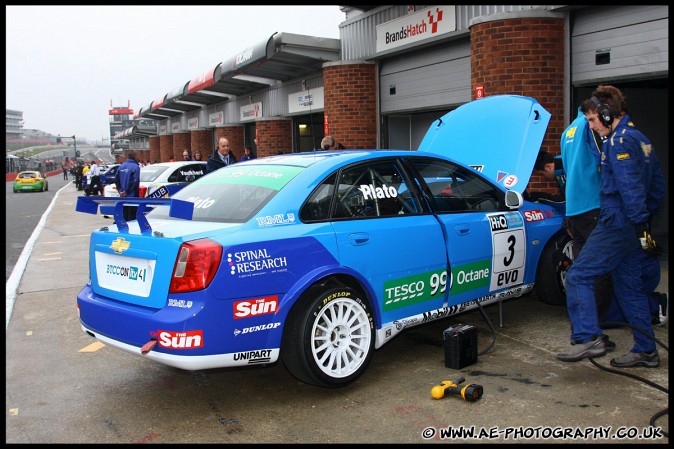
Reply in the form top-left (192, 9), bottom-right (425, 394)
top-left (281, 286), bottom-right (375, 388)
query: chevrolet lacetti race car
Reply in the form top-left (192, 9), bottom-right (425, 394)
top-left (76, 95), bottom-right (569, 388)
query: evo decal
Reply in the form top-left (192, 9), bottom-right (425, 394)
top-left (487, 212), bottom-right (526, 291)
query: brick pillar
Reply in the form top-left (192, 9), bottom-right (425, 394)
top-left (139, 150), bottom-right (150, 164)
top-left (215, 126), bottom-right (244, 160)
top-left (256, 118), bottom-right (292, 157)
top-left (172, 132), bottom-right (191, 161)
top-left (159, 135), bottom-right (173, 162)
top-left (149, 136), bottom-right (160, 163)
top-left (322, 61), bottom-right (377, 149)
top-left (191, 129), bottom-right (214, 159)
top-left (470, 14), bottom-right (564, 196)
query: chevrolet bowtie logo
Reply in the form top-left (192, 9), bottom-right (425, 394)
top-left (110, 237), bottom-right (130, 254)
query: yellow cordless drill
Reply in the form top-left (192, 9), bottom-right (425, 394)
top-left (431, 377), bottom-right (483, 402)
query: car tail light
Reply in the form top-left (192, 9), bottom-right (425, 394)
top-left (139, 186), bottom-right (147, 198)
top-left (169, 239), bottom-right (223, 293)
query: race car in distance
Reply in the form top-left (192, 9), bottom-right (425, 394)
top-left (76, 95), bottom-right (568, 388)
top-left (13, 171), bottom-right (48, 193)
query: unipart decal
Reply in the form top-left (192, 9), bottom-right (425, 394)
top-left (233, 322), bottom-right (281, 336)
top-left (523, 210), bottom-right (546, 222)
top-left (232, 349), bottom-right (272, 364)
top-left (157, 330), bottom-right (204, 350)
top-left (256, 213), bottom-right (296, 227)
top-left (228, 248), bottom-right (288, 277)
top-left (233, 296), bottom-right (278, 319)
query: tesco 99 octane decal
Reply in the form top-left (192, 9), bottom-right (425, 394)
top-left (486, 212), bottom-right (526, 291)
top-left (383, 269), bottom-right (448, 312)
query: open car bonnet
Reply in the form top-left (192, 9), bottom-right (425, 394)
top-left (417, 95), bottom-right (550, 194)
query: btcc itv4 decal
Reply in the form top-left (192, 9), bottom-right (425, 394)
top-left (486, 212), bottom-right (526, 291)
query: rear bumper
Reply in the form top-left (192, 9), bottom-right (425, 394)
top-left (77, 284), bottom-right (283, 370)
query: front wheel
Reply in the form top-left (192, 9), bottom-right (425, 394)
top-left (535, 232), bottom-right (572, 306)
top-left (282, 285), bottom-right (375, 388)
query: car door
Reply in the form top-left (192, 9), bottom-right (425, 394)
top-left (408, 157), bottom-right (526, 307)
top-left (329, 158), bottom-right (449, 325)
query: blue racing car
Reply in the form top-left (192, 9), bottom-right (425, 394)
top-left (76, 95), bottom-right (569, 388)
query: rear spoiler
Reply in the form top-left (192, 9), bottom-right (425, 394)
top-left (76, 196), bottom-right (194, 234)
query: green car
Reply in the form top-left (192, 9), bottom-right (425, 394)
top-left (13, 171), bottom-right (48, 193)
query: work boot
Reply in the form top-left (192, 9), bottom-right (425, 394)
top-left (610, 350), bottom-right (659, 368)
top-left (556, 336), bottom-right (606, 362)
top-left (601, 335), bottom-right (616, 352)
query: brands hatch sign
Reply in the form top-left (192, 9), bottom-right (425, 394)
top-left (376, 6), bottom-right (456, 53)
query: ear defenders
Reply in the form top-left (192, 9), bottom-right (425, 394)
top-left (322, 137), bottom-right (334, 150)
top-left (591, 96), bottom-right (614, 128)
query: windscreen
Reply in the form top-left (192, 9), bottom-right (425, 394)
top-left (147, 164), bottom-right (305, 222)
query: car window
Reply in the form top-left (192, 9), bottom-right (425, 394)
top-left (140, 165), bottom-right (169, 182)
top-left (19, 172), bottom-right (37, 179)
top-left (148, 164), bottom-right (304, 223)
top-left (300, 174), bottom-right (336, 221)
top-left (167, 164), bottom-right (207, 183)
top-left (329, 160), bottom-right (418, 219)
top-left (409, 158), bottom-right (503, 212)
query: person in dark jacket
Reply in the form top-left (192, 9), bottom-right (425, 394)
top-left (206, 137), bottom-right (237, 173)
top-left (114, 150), bottom-right (141, 222)
top-left (556, 85), bottom-right (664, 368)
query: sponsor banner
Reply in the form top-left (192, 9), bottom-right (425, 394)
top-left (187, 117), bottom-right (199, 130)
top-left (376, 6), bottom-right (456, 53)
top-left (209, 111), bottom-right (224, 126)
top-left (240, 102), bottom-right (262, 122)
top-left (172, 122), bottom-right (181, 133)
top-left (288, 87), bottom-right (324, 114)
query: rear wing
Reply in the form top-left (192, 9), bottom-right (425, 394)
top-left (76, 196), bottom-right (194, 234)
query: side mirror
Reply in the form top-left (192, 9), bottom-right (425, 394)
top-left (505, 190), bottom-right (523, 210)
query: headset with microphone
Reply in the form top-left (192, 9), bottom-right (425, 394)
top-left (590, 96), bottom-right (614, 128)
top-left (322, 136), bottom-right (335, 150)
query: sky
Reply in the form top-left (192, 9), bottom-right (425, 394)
top-left (6, 5), bottom-right (346, 143)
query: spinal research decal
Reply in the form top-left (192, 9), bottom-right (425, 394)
top-left (486, 212), bottom-right (526, 291)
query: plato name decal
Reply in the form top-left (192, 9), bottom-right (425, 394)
top-left (359, 183), bottom-right (398, 200)
top-left (157, 329), bottom-right (204, 350)
top-left (233, 296), bottom-right (278, 319)
top-left (486, 212), bottom-right (526, 291)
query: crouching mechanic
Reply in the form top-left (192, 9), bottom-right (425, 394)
top-left (556, 85), bottom-right (662, 368)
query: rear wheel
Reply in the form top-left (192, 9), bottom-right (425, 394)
top-left (535, 231), bottom-right (572, 306)
top-left (282, 285), bottom-right (375, 388)
top-left (45, 182), bottom-right (48, 191)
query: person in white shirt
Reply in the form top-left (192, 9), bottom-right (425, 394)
top-left (88, 161), bottom-right (102, 196)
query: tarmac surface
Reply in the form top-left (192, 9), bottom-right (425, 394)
top-left (5, 182), bottom-right (669, 444)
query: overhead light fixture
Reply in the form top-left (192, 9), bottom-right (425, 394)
top-left (299, 124), bottom-right (307, 129)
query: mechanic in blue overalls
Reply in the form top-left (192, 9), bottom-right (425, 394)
top-left (556, 85), bottom-right (663, 368)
